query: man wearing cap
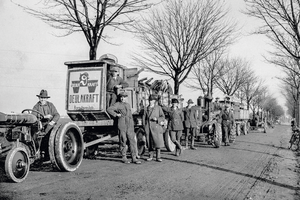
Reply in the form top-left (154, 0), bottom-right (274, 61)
top-left (220, 104), bottom-right (234, 146)
top-left (107, 92), bottom-right (141, 164)
top-left (161, 98), bottom-right (184, 156)
top-left (142, 94), bottom-right (165, 162)
top-left (106, 67), bottom-right (129, 108)
top-left (33, 89), bottom-right (60, 135)
top-left (183, 99), bottom-right (200, 150)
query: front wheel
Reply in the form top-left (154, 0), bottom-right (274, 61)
top-left (53, 122), bottom-right (84, 172)
top-left (5, 144), bottom-right (30, 183)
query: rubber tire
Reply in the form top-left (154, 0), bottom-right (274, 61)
top-left (213, 123), bottom-right (222, 148)
top-left (54, 122), bottom-right (84, 172)
top-left (164, 130), bottom-right (176, 152)
top-left (136, 128), bottom-right (146, 156)
top-left (229, 123), bottom-right (236, 143)
top-left (5, 144), bottom-right (30, 183)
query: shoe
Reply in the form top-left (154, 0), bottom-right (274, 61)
top-left (225, 143), bottom-right (230, 146)
top-left (146, 157), bottom-right (153, 161)
top-left (190, 146), bottom-right (197, 150)
top-left (122, 157), bottom-right (130, 164)
top-left (156, 158), bottom-right (162, 162)
top-left (132, 160), bottom-right (142, 164)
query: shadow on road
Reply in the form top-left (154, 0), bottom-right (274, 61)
top-left (163, 157), bottom-right (300, 191)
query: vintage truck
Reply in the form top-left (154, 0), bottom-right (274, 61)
top-left (0, 54), bottom-right (179, 182)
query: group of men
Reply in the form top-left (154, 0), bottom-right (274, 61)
top-left (33, 66), bottom-right (235, 165)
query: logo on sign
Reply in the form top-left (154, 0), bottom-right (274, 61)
top-left (71, 72), bottom-right (98, 93)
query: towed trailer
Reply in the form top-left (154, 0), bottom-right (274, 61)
top-left (0, 54), bottom-right (177, 182)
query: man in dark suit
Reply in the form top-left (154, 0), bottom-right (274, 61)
top-left (106, 67), bottom-right (129, 108)
top-left (183, 99), bottom-right (201, 150)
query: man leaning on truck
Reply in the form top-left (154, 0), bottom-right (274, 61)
top-left (106, 67), bottom-right (129, 108)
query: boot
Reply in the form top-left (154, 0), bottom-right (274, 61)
top-left (156, 149), bottom-right (162, 162)
top-left (146, 151), bottom-right (154, 161)
top-left (184, 137), bottom-right (188, 150)
top-left (190, 136), bottom-right (197, 150)
top-left (122, 156), bottom-right (130, 164)
top-left (175, 148), bottom-right (179, 156)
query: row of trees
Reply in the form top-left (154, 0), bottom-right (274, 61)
top-left (16, 0), bottom-right (285, 119)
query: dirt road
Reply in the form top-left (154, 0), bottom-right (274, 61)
top-left (1, 124), bottom-right (300, 200)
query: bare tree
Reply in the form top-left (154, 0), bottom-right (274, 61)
top-left (132, 0), bottom-right (236, 94)
top-left (215, 57), bottom-right (252, 96)
top-left (186, 49), bottom-right (226, 96)
top-left (14, 0), bottom-right (154, 60)
top-left (237, 74), bottom-right (265, 110)
top-left (244, 0), bottom-right (300, 61)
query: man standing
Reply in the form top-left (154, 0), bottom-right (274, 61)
top-left (106, 67), bottom-right (129, 108)
top-left (220, 104), bottom-right (234, 146)
top-left (107, 92), bottom-right (141, 164)
top-left (33, 89), bottom-right (60, 135)
top-left (183, 99), bottom-right (199, 150)
top-left (162, 98), bottom-right (184, 156)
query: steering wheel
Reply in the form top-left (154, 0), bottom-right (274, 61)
top-left (22, 109), bottom-right (45, 120)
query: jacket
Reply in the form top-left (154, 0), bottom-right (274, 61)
top-left (107, 102), bottom-right (134, 132)
top-left (162, 106), bottom-right (184, 131)
top-left (32, 101), bottom-right (60, 123)
top-left (106, 76), bottom-right (129, 92)
top-left (221, 110), bottom-right (234, 126)
top-left (183, 106), bottom-right (202, 128)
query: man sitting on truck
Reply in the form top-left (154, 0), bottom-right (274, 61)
top-left (106, 67), bottom-right (129, 108)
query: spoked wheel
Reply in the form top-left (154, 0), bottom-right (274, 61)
top-left (5, 145), bottom-right (30, 183)
top-left (136, 128), bottom-right (146, 156)
top-left (164, 129), bottom-right (176, 152)
top-left (54, 122), bottom-right (84, 172)
top-left (290, 137), bottom-right (300, 151)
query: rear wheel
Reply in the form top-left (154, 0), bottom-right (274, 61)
top-left (54, 122), bottom-right (84, 172)
top-left (164, 130), bottom-right (176, 152)
top-left (5, 145), bottom-right (30, 183)
top-left (213, 123), bottom-right (222, 148)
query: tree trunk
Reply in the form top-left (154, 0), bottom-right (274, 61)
top-left (89, 45), bottom-right (97, 60)
top-left (174, 76), bottom-right (180, 95)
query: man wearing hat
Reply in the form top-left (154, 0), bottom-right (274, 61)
top-left (220, 104), bottom-right (234, 146)
top-left (183, 99), bottom-right (201, 150)
top-left (107, 92), bottom-right (141, 164)
top-left (161, 98), bottom-right (184, 156)
top-left (33, 89), bottom-right (60, 135)
top-left (106, 67), bottom-right (129, 108)
top-left (142, 94), bottom-right (165, 162)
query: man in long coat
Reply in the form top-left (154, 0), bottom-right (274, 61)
top-left (162, 98), bottom-right (184, 156)
top-left (107, 92), bottom-right (141, 164)
top-left (142, 94), bottom-right (165, 162)
top-left (220, 104), bottom-right (234, 146)
top-left (106, 67), bottom-right (129, 108)
top-left (183, 99), bottom-right (201, 150)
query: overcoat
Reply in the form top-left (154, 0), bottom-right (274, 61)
top-left (183, 106), bottom-right (202, 128)
top-left (32, 101), bottom-right (60, 123)
top-left (221, 110), bottom-right (234, 127)
top-left (142, 105), bottom-right (165, 149)
top-left (162, 106), bottom-right (184, 131)
top-left (107, 102), bottom-right (134, 132)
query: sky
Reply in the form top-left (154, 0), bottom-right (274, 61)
top-left (0, 0), bottom-right (284, 116)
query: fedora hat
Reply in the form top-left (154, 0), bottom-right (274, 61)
top-left (171, 98), bottom-right (179, 104)
top-left (37, 89), bottom-right (50, 98)
top-left (118, 92), bottom-right (128, 97)
top-left (187, 99), bottom-right (194, 104)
